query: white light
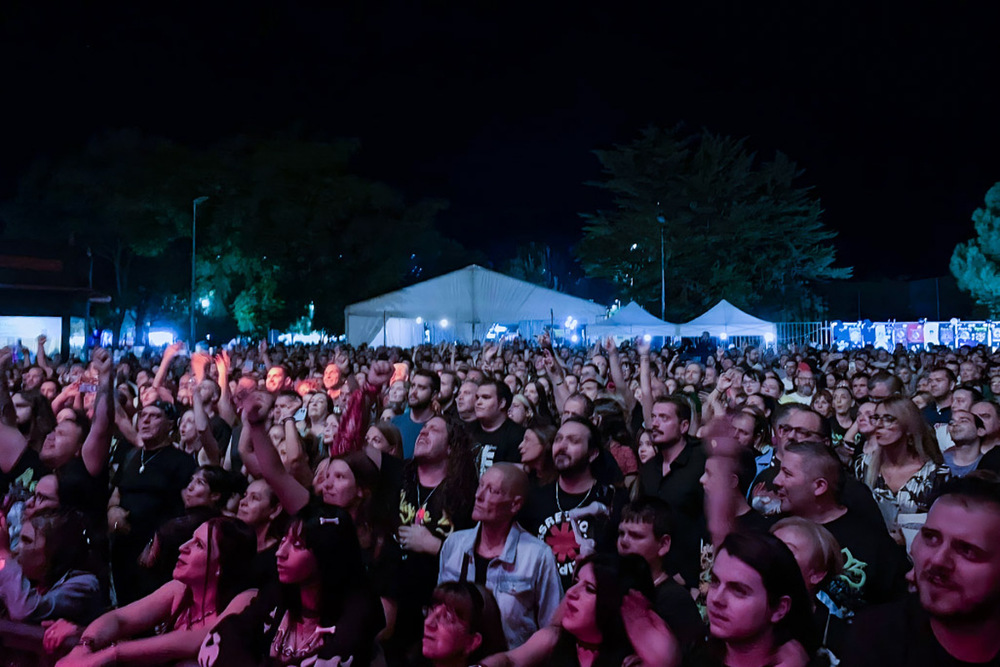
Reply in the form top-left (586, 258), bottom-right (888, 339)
top-left (571, 334), bottom-right (579, 343)
top-left (415, 317), bottom-right (423, 324)
top-left (643, 334), bottom-right (652, 342)
top-left (200, 297), bottom-right (211, 310)
top-left (719, 332), bottom-right (728, 341)
top-left (149, 330), bottom-right (176, 347)
top-left (439, 319), bottom-right (449, 328)
top-left (764, 333), bottom-right (775, 343)
top-left (630, 243), bottom-right (638, 251)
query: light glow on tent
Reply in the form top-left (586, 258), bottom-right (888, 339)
top-left (564, 316), bottom-right (578, 330)
top-left (440, 319), bottom-right (449, 328)
top-left (719, 332), bottom-right (728, 341)
top-left (764, 333), bottom-right (775, 343)
top-left (643, 334), bottom-right (652, 342)
top-left (415, 317), bottom-right (423, 324)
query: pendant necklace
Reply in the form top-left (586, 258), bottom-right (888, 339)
top-left (139, 447), bottom-right (165, 474)
top-left (415, 483), bottom-right (439, 523)
top-left (555, 483), bottom-right (593, 514)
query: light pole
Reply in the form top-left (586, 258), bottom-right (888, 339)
top-left (658, 211), bottom-right (666, 320)
top-left (191, 196), bottom-right (209, 345)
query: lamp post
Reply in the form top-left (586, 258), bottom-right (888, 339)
top-left (658, 211), bottom-right (666, 320)
top-left (191, 196), bottom-right (209, 345)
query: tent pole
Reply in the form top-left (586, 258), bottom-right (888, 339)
top-left (383, 311), bottom-right (387, 347)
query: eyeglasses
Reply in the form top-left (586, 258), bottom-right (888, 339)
top-left (422, 604), bottom-right (465, 628)
top-left (776, 424), bottom-right (823, 440)
top-left (872, 414), bottom-right (898, 425)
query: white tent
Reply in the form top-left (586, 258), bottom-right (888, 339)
top-left (344, 265), bottom-right (607, 347)
top-left (588, 302), bottom-right (679, 339)
top-left (677, 299), bottom-right (777, 340)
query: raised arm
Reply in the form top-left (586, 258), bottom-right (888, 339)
top-left (190, 353), bottom-right (221, 466)
top-left (152, 342), bottom-right (183, 389)
top-left (36, 335), bottom-right (53, 377)
top-left (81, 348), bottom-right (115, 477)
top-left (0, 347), bottom-right (16, 427)
top-left (543, 348), bottom-right (570, 414)
top-left (637, 338), bottom-right (654, 428)
top-left (213, 350), bottom-right (237, 427)
top-left (605, 337), bottom-right (636, 417)
top-left (241, 391), bottom-right (310, 516)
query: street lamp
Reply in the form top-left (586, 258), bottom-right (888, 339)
top-left (658, 210), bottom-right (666, 320)
top-left (191, 196), bottom-right (209, 344)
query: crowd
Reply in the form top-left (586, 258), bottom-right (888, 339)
top-left (0, 332), bottom-right (999, 666)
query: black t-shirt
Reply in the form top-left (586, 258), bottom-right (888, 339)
top-left (56, 457), bottom-right (110, 522)
top-left (467, 419), bottom-right (525, 477)
top-left (199, 583), bottom-right (385, 667)
top-left (0, 446), bottom-right (47, 502)
top-left (114, 445), bottom-right (198, 544)
top-left (637, 440), bottom-right (707, 587)
top-left (978, 447), bottom-right (1000, 475)
top-left (209, 415), bottom-right (233, 452)
top-left (844, 594), bottom-right (1000, 666)
top-left (518, 480), bottom-right (625, 590)
top-left (654, 578), bottom-right (705, 651)
top-left (819, 508), bottom-right (909, 619)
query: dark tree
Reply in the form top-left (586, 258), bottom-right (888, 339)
top-left (576, 126), bottom-right (851, 321)
top-left (951, 182), bottom-right (1000, 316)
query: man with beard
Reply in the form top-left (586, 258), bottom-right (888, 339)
top-left (518, 417), bottom-right (624, 589)
top-left (392, 369), bottom-right (439, 459)
top-left (845, 474), bottom-right (1000, 665)
top-left (438, 370), bottom-right (459, 419)
top-left (110, 398), bottom-right (198, 604)
top-left (636, 396), bottom-right (706, 587)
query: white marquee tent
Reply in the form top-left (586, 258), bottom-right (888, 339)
top-left (344, 265), bottom-right (607, 347)
top-left (588, 302), bottom-right (679, 339)
top-left (677, 299), bottom-right (777, 340)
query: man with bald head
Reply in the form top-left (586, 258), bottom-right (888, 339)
top-left (438, 463), bottom-right (562, 648)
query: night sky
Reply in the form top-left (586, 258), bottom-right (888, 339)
top-left (3, 2), bottom-right (1000, 282)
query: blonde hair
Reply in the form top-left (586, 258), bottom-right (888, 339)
top-left (771, 516), bottom-right (844, 586)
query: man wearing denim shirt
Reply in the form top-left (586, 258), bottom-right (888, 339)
top-left (438, 463), bottom-right (562, 648)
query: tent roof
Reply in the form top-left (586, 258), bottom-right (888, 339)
top-left (678, 299), bottom-right (775, 337)
top-left (600, 302), bottom-right (677, 327)
top-left (344, 264), bottom-right (606, 322)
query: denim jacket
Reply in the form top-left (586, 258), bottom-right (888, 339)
top-left (0, 557), bottom-right (101, 624)
top-left (438, 522), bottom-right (563, 649)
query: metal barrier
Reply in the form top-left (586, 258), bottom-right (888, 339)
top-left (776, 322), bottom-right (830, 348)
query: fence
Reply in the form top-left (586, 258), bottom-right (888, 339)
top-left (776, 322), bottom-right (830, 348)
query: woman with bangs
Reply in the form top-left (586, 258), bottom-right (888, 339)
top-left (50, 516), bottom-right (256, 667)
top-left (197, 505), bottom-right (385, 667)
top-left (419, 582), bottom-right (507, 667)
top-left (856, 395), bottom-right (950, 523)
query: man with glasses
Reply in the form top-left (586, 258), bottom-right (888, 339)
top-left (778, 363), bottom-right (816, 405)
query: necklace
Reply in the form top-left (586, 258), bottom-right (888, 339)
top-left (269, 610), bottom-right (337, 662)
top-left (415, 483), bottom-right (439, 523)
top-left (555, 483), bottom-right (593, 514)
top-left (139, 447), bottom-right (165, 474)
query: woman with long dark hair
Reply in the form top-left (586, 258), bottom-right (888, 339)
top-left (50, 517), bottom-right (256, 666)
top-left (0, 509), bottom-right (101, 625)
top-left (197, 505), bottom-right (385, 666)
top-left (693, 531), bottom-right (818, 667)
top-left (480, 554), bottom-right (676, 667)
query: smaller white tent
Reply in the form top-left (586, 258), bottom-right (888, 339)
top-left (677, 299), bottom-right (777, 340)
top-left (344, 265), bottom-right (607, 347)
top-left (588, 302), bottom-right (679, 339)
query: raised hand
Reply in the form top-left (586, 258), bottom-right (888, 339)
top-left (91, 347), bottom-right (112, 379)
top-left (190, 352), bottom-right (212, 383)
top-left (368, 360), bottom-right (394, 388)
